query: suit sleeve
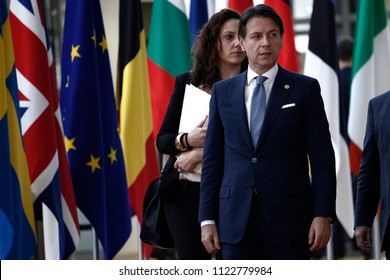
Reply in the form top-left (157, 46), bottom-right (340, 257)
top-left (305, 78), bottom-right (337, 220)
top-left (199, 83), bottom-right (224, 222)
top-left (354, 101), bottom-right (380, 228)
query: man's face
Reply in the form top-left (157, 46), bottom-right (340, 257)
top-left (240, 16), bottom-right (283, 75)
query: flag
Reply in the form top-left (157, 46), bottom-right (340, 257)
top-left (348, 0), bottom-right (390, 175)
top-left (9, 0), bottom-right (80, 259)
top-left (228, 0), bottom-right (253, 13)
top-left (148, 0), bottom-right (192, 139)
top-left (116, 0), bottom-right (159, 259)
top-left (264, 0), bottom-right (300, 72)
top-left (304, 0), bottom-right (354, 237)
top-left (189, 0), bottom-right (209, 42)
top-left (0, 0), bottom-right (36, 259)
top-left (60, 0), bottom-right (132, 260)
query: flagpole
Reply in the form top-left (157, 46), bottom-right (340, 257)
top-left (326, 226), bottom-right (334, 260)
top-left (138, 221), bottom-right (145, 260)
top-left (372, 216), bottom-right (381, 259)
top-left (92, 228), bottom-right (99, 260)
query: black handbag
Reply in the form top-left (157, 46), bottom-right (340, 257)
top-left (140, 156), bottom-right (178, 249)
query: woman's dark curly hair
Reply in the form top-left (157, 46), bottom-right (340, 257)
top-left (191, 9), bottom-right (242, 89)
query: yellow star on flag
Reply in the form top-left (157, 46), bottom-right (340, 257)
top-left (98, 35), bottom-right (108, 53)
top-left (65, 75), bottom-right (70, 88)
top-left (71, 44), bottom-right (81, 62)
top-left (107, 147), bottom-right (117, 164)
top-left (91, 30), bottom-right (97, 46)
top-left (86, 154), bottom-right (101, 173)
top-left (65, 136), bottom-right (77, 152)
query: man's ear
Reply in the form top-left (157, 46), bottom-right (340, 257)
top-left (239, 37), bottom-right (245, 51)
top-left (280, 35), bottom-right (284, 50)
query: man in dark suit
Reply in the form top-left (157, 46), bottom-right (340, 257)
top-left (199, 4), bottom-right (336, 260)
top-left (354, 91), bottom-right (390, 260)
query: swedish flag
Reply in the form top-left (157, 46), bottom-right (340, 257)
top-left (0, 0), bottom-right (36, 260)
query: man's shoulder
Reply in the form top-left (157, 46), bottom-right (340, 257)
top-left (369, 91), bottom-right (390, 114)
top-left (277, 67), bottom-right (318, 85)
top-left (371, 90), bottom-right (390, 104)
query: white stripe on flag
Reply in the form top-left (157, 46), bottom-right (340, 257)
top-left (43, 203), bottom-right (60, 260)
top-left (305, 50), bottom-right (354, 238)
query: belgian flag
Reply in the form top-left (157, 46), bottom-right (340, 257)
top-left (116, 0), bottom-right (159, 258)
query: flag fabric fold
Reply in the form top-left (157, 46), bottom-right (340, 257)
top-left (264, 0), bottom-right (299, 72)
top-left (0, 0), bottom-right (36, 259)
top-left (228, 0), bottom-right (253, 13)
top-left (148, 0), bottom-right (192, 139)
top-left (60, 0), bottom-right (131, 260)
top-left (348, 0), bottom-right (390, 175)
top-left (304, 0), bottom-right (354, 237)
top-left (9, 0), bottom-right (80, 259)
top-left (116, 0), bottom-right (159, 259)
top-left (189, 0), bottom-right (209, 42)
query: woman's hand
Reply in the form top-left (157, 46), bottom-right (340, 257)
top-left (187, 115), bottom-right (208, 148)
top-left (174, 149), bottom-right (203, 173)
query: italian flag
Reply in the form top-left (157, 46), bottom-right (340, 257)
top-left (147, 0), bottom-right (192, 139)
top-left (348, 0), bottom-right (390, 175)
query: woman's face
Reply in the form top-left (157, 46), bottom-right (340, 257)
top-left (217, 18), bottom-right (246, 67)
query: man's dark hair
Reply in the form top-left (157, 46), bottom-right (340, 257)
top-left (239, 4), bottom-right (284, 38)
top-left (338, 36), bottom-right (354, 61)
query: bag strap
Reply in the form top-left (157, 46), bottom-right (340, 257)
top-left (162, 156), bottom-right (176, 175)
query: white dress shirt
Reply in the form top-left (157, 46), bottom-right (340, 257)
top-left (245, 64), bottom-right (278, 129)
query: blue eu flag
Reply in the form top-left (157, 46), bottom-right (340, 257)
top-left (60, 0), bottom-right (131, 259)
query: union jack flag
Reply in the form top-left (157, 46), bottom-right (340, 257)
top-left (9, 0), bottom-right (80, 259)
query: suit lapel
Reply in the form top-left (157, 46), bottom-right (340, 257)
top-left (257, 67), bottom-right (292, 149)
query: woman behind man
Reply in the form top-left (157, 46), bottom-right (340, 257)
top-left (156, 8), bottom-right (246, 260)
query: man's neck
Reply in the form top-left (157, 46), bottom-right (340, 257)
top-left (339, 60), bottom-right (352, 69)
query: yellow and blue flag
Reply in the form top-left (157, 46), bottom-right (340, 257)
top-left (0, 0), bottom-right (36, 259)
top-left (60, 0), bottom-right (131, 259)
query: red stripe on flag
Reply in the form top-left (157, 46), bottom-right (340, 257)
top-left (349, 141), bottom-right (362, 176)
top-left (264, 0), bottom-right (300, 72)
top-left (129, 134), bottom-right (158, 259)
top-left (228, 0), bottom-right (253, 13)
top-left (129, 134), bottom-right (159, 220)
top-left (10, 13), bottom-right (58, 183)
top-left (148, 58), bottom-right (176, 139)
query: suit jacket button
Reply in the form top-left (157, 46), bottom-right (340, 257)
top-left (252, 157), bottom-right (257, 163)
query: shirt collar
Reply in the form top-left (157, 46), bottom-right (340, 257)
top-left (246, 63), bottom-right (279, 85)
